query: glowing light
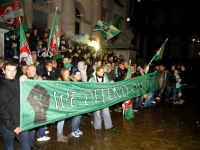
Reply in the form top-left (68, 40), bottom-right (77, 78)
top-left (88, 40), bottom-right (99, 51)
top-left (192, 39), bottom-right (195, 41)
top-left (197, 41), bottom-right (199, 42)
top-left (127, 17), bottom-right (130, 21)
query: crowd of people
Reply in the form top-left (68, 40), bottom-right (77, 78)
top-left (0, 28), bottom-right (189, 150)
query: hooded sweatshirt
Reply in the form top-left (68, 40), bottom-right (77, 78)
top-left (78, 61), bottom-right (87, 82)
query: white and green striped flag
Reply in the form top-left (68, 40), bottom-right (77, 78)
top-left (92, 20), bottom-right (121, 41)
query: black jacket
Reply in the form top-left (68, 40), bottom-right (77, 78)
top-left (170, 74), bottom-right (178, 88)
top-left (179, 70), bottom-right (188, 84)
top-left (0, 78), bottom-right (20, 131)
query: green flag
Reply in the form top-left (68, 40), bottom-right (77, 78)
top-left (153, 38), bottom-right (168, 61)
top-left (19, 20), bottom-right (33, 65)
top-left (113, 15), bottom-right (121, 29)
top-left (0, 0), bottom-right (29, 35)
top-left (47, 7), bottom-right (60, 57)
top-left (125, 60), bottom-right (132, 80)
top-left (123, 100), bottom-right (134, 120)
top-left (123, 60), bottom-right (134, 120)
top-left (92, 20), bottom-right (121, 40)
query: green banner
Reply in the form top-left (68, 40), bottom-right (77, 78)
top-left (20, 71), bottom-right (166, 131)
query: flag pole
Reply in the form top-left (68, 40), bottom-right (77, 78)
top-left (144, 38), bottom-right (169, 71)
top-left (100, 32), bottom-right (121, 45)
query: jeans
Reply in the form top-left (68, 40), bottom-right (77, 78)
top-left (57, 120), bottom-right (64, 134)
top-left (180, 84), bottom-right (186, 100)
top-left (29, 129), bottom-right (35, 146)
top-left (172, 87), bottom-right (182, 102)
top-left (37, 126), bottom-right (45, 138)
top-left (71, 115), bottom-right (82, 132)
top-left (165, 86), bottom-right (171, 100)
top-left (159, 88), bottom-right (164, 101)
top-left (144, 92), bottom-right (153, 107)
top-left (93, 107), bottom-right (113, 130)
top-left (0, 123), bottom-right (30, 150)
top-left (134, 96), bottom-right (144, 109)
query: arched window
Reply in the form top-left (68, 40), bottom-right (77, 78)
top-left (76, 8), bottom-right (81, 19)
top-left (75, 7), bottom-right (80, 34)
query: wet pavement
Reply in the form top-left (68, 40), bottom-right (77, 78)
top-left (1, 88), bottom-right (200, 150)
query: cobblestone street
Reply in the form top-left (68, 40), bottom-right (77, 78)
top-left (1, 88), bottom-right (200, 150)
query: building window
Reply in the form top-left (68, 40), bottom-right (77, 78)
top-left (76, 8), bottom-right (81, 19)
top-left (33, 9), bottom-right (47, 35)
top-left (33, 0), bottom-right (48, 8)
top-left (172, 9), bottom-right (182, 25)
top-left (154, 35), bottom-right (164, 54)
top-left (156, 11), bottom-right (164, 26)
top-left (188, 35), bottom-right (199, 58)
top-left (143, 36), bottom-right (147, 57)
top-left (170, 35), bottom-right (181, 57)
top-left (114, 0), bottom-right (123, 7)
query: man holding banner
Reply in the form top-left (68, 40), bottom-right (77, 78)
top-left (0, 62), bottom-right (30, 150)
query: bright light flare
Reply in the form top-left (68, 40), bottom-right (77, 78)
top-left (88, 40), bottom-right (99, 51)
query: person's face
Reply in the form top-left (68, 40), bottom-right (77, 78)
top-left (21, 66), bottom-right (27, 74)
top-left (119, 64), bottom-right (124, 70)
top-left (130, 66), bottom-right (135, 72)
top-left (171, 65), bottom-right (175, 70)
top-left (46, 63), bottom-right (53, 71)
top-left (63, 58), bottom-right (69, 64)
top-left (139, 68), bottom-right (144, 74)
top-left (103, 67), bottom-right (108, 72)
top-left (74, 72), bottom-right (81, 80)
top-left (52, 61), bottom-right (57, 68)
top-left (97, 61), bottom-right (102, 67)
top-left (124, 62), bottom-right (128, 68)
top-left (111, 63), bottom-right (115, 67)
top-left (3, 65), bottom-right (17, 79)
top-left (11, 42), bottom-right (17, 48)
top-left (33, 29), bottom-right (37, 35)
top-left (77, 49), bottom-right (81, 54)
top-left (81, 65), bottom-right (86, 71)
top-left (97, 68), bottom-right (104, 77)
top-left (174, 70), bottom-right (178, 75)
top-left (92, 53), bottom-right (96, 57)
top-left (44, 33), bottom-right (48, 38)
top-left (155, 66), bottom-right (160, 71)
top-left (27, 66), bottom-right (36, 77)
top-left (83, 54), bottom-right (87, 59)
top-left (181, 66), bottom-right (185, 71)
top-left (26, 33), bottom-right (30, 38)
top-left (63, 70), bottom-right (70, 79)
top-left (87, 53), bottom-right (90, 57)
top-left (159, 65), bottom-right (165, 71)
top-left (61, 40), bottom-right (65, 44)
top-left (76, 45), bottom-right (80, 49)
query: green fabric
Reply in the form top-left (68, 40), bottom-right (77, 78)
top-left (0, 0), bottom-right (29, 35)
top-left (19, 21), bottom-right (32, 65)
top-left (113, 16), bottom-right (121, 29)
top-left (153, 39), bottom-right (167, 61)
top-left (125, 61), bottom-right (131, 79)
top-left (124, 100), bottom-right (134, 120)
top-left (52, 50), bottom-right (62, 60)
top-left (47, 8), bottom-right (60, 57)
top-left (20, 71), bottom-right (165, 131)
top-left (92, 20), bottom-right (121, 40)
top-left (13, 47), bottom-right (18, 56)
top-left (88, 73), bottom-right (110, 83)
